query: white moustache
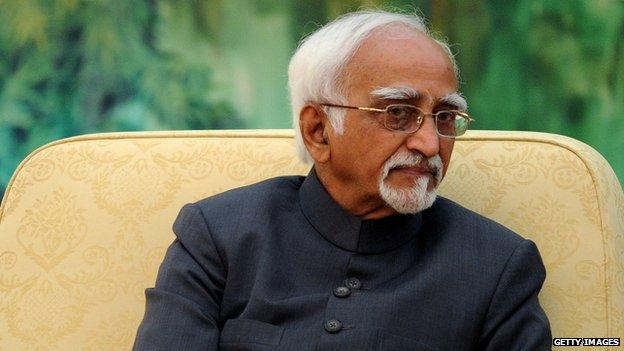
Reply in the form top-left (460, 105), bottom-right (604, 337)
top-left (382, 152), bottom-right (443, 183)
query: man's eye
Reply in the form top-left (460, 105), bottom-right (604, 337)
top-left (436, 111), bottom-right (455, 123)
top-left (384, 107), bottom-right (413, 130)
top-left (386, 106), bottom-right (410, 117)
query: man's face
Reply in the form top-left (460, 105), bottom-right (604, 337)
top-left (325, 27), bottom-right (459, 218)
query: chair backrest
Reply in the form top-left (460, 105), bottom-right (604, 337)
top-left (1, 130), bottom-right (622, 350)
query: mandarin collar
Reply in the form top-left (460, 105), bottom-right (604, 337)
top-left (299, 168), bottom-right (422, 254)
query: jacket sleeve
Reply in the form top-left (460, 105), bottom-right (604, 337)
top-left (133, 203), bottom-right (227, 351)
top-left (478, 239), bottom-right (552, 350)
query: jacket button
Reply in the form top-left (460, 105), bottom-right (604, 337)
top-left (324, 319), bottom-right (342, 333)
top-left (333, 286), bottom-right (351, 298)
top-left (344, 277), bottom-right (361, 290)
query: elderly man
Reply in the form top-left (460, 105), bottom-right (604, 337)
top-left (134, 10), bottom-right (551, 351)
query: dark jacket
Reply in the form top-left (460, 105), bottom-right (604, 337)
top-left (134, 170), bottom-right (551, 350)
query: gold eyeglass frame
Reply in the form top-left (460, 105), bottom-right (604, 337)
top-left (320, 103), bottom-right (475, 138)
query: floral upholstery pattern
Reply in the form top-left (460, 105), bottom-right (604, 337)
top-left (0, 130), bottom-right (622, 350)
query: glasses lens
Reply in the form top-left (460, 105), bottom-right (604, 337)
top-left (384, 105), bottom-right (419, 132)
top-left (435, 111), bottom-right (457, 136)
top-left (436, 111), bottom-right (469, 137)
top-left (453, 115), bottom-right (469, 136)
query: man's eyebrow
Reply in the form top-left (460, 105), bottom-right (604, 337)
top-left (439, 93), bottom-right (467, 111)
top-left (370, 86), bottom-right (419, 100)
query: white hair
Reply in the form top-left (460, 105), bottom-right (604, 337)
top-left (378, 151), bottom-right (443, 214)
top-left (288, 10), bottom-right (459, 164)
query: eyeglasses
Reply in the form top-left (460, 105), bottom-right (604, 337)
top-left (320, 103), bottom-right (475, 138)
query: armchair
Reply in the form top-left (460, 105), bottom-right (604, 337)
top-left (0, 130), bottom-right (622, 350)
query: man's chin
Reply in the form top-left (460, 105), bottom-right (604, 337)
top-left (378, 180), bottom-right (439, 214)
top-left (387, 194), bottom-right (438, 215)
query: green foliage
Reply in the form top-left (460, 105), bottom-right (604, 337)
top-left (443, 0), bottom-right (624, 185)
top-left (0, 0), bottom-right (242, 197)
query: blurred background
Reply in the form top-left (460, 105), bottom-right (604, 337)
top-left (0, 0), bottom-right (622, 199)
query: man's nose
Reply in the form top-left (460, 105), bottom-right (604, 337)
top-left (405, 115), bottom-right (440, 157)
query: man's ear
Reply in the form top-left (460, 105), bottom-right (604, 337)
top-left (299, 104), bottom-right (331, 163)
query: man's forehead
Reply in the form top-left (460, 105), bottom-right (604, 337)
top-left (370, 86), bottom-right (467, 110)
top-left (366, 25), bottom-right (434, 50)
top-left (345, 30), bottom-right (457, 91)
top-left (358, 27), bottom-right (453, 66)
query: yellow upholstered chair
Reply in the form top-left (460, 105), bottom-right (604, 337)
top-left (0, 130), bottom-right (622, 350)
